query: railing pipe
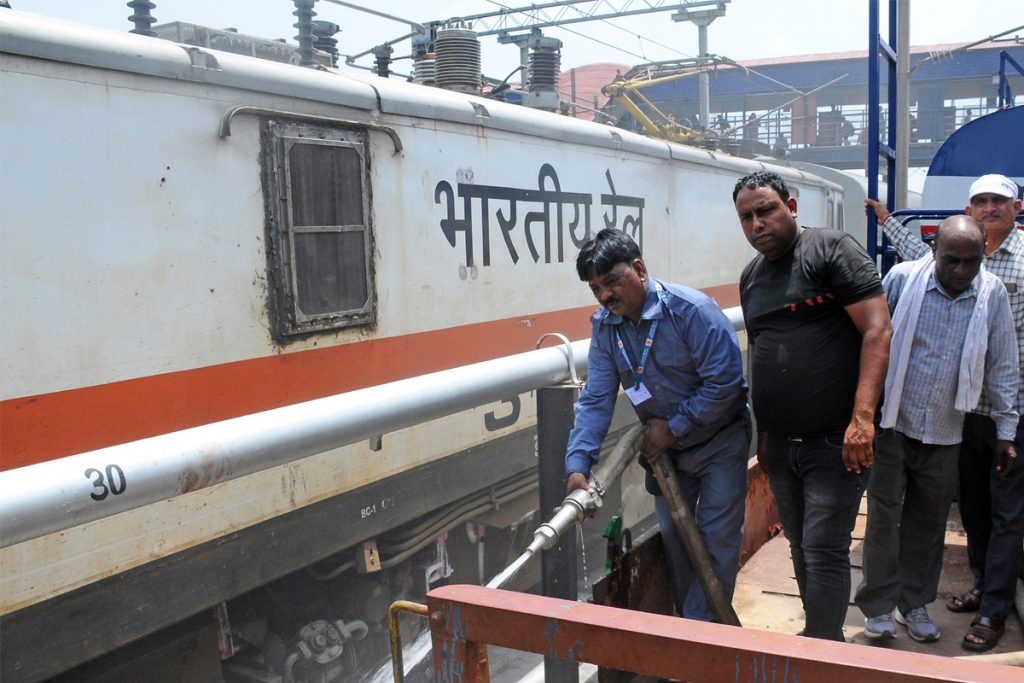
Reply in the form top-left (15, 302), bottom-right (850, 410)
top-left (0, 306), bottom-right (747, 550)
top-left (0, 339), bottom-right (585, 548)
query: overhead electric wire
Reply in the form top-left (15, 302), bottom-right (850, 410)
top-left (321, 0), bottom-right (425, 30)
top-left (557, 0), bottom-right (696, 61)
top-left (910, 23), bottom-right (1024, 73)
top-left (482, 0), bottom-right (653, 63)
top-left (485, 0), bottom-right (696, 62)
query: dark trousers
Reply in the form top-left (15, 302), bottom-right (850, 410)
top-left (959, 413), bottom-right (1024, 621)
top-left (763, 432), bottom-right (868, 641)
top-left (855, 429), bottom-right (959, 617)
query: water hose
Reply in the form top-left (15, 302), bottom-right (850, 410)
top-left (651, 453), bottom-right (742, 626)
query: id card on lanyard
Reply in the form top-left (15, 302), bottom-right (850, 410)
top-left (617, 283), bottom-right (664, 406)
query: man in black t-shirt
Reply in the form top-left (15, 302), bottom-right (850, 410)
top-left (733, 171), bottom-right (893, 642)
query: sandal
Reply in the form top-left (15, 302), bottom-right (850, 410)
top-left (947, 588), bottom-right (981, 613)
top-left (962, 615), bottom-right (1005, 652)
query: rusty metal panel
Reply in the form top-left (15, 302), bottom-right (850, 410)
top-left (591, 525), bottom-right (674, 615)
top-left (429, 609), bottom-right (490, 682)
top-left (740, 460), bottom-right (781, 566)
top-left (591, 526), bottom-right (674, 683)
top-left (426, 584), bottom-right (1013, 683)
top-left (591, 460), bottom-right (781, 616)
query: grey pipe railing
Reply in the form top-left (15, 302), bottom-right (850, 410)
top-left (0, 306), bottom-right (745, 549)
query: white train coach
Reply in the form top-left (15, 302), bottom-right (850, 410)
top-left (0, 10), bottom-right (844, 682)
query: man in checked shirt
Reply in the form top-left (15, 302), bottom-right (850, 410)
top-left (867, 173), bottom-right (1024, 651)
top-left (855, 215), bottom-right (1017, 644)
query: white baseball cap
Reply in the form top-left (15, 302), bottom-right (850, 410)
top-left (968, 174), bottom-right (1020, 201)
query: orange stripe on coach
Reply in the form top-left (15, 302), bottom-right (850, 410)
top-left (1, 285), bottom-right (740, 471)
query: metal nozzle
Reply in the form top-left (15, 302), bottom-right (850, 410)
top-left (526, 423), bottom-right (646, 555)
top-left (527, 487), bottom-right (600, 554)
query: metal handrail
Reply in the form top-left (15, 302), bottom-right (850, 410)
top-left (0, 306), bottom-right (746, 549)
top-left (387, 600), bottom-right (429, 683)
top-left (0, 339), bottom-right (584, 548)
top-left (880, 209), bottom-right (1024, 269)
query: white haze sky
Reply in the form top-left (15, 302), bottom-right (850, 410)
top-left (11, 0), bottom-right (1023, 79)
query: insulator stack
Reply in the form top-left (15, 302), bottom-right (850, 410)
top-left (434, 27), bottom-right (481, 94)
top-left (292, 0), bottom-right (316, 67)
top-left (413, 58), bottom-right (436, 86)
top-left (529, 46), bottom-right (560, 92)
top-left (526, 35), bottom-right (563, 111)
top-left (373, 44), bottom-right (394, 78)
top-left (126, 0), bottom-right (157, 37)
top-left (312, 21), bottom-right (340, 68)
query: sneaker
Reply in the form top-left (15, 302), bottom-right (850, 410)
top-left (864, 613), bottom-right (898, 639)
top-left (895, 606), bottom-right (940, 642)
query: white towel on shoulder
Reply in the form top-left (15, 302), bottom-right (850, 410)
top-left (880, 255), bottom-right (997, 428)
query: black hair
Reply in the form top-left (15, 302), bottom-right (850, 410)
top-left (575, 228), bottom-right (641, 281)
top-left (732, 170), bottom-right (791, 203)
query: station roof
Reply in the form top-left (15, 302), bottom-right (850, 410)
top-left (621, 41), bottom-right (1023, 99)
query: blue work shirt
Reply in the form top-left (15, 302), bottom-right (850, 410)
top-left (565, 277), bottom-right (748, 477)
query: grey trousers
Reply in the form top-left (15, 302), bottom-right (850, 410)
top-left (855, 428), bottom-right (960, 617)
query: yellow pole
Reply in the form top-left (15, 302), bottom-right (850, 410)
top-left (387, 600), bottom-right (429, 683)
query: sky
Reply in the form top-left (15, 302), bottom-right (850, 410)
top-left (9, 0), bottom-right (1022, 81)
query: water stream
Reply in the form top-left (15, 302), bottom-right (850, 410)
top-left (361, 547), bottom-right (542, 683)
top-left (360, 628), bottom-right (433, 683)
top-left (577, 523), bottom-right (588, 590)
top-left (361, 485), bottom-right (605, 681)
top-left (484, 548), bottom-right (535, 589)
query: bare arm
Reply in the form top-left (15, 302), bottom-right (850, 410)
top-left (864, 197), bottom-right (890, 225)
top-left (865, 198), bottom-right (930, 261)
top-left (842, 293), bottom-right (892, 473)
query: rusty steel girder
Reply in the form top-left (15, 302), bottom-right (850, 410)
top-left (426, 584), bottom-right (1011, 683)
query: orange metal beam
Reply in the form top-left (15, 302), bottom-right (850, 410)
top-left (427, 585), bottom-right (1012, 682)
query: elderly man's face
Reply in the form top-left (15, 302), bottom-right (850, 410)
top-left (934, 227), bottom-right (985, 296)
top-left (966, 192), bottom-right (1022, 237)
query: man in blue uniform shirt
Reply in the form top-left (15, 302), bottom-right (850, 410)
top-left (564, 228), bottom-right (751, 622)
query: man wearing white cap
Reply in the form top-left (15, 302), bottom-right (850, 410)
top-left (866, 173), bottom-right (1023, 651)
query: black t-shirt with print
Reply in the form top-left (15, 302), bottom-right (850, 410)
top-left (740, 228), bottom-right (883, 436)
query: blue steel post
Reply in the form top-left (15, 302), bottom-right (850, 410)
top-left (867, 0), bottom-right (900, 271)
top-left (537, 385), bottom-right (581, 683)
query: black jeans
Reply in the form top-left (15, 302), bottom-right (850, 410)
top-left (763, 432), bottom-right (868, 641)
top-left (855, 429), bottom-right (959, 617)
top-left (959, 413), bottom-right (1024, 620)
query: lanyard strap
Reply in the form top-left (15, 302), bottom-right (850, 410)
top-left (615, 282), bottom-right (665, 388)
